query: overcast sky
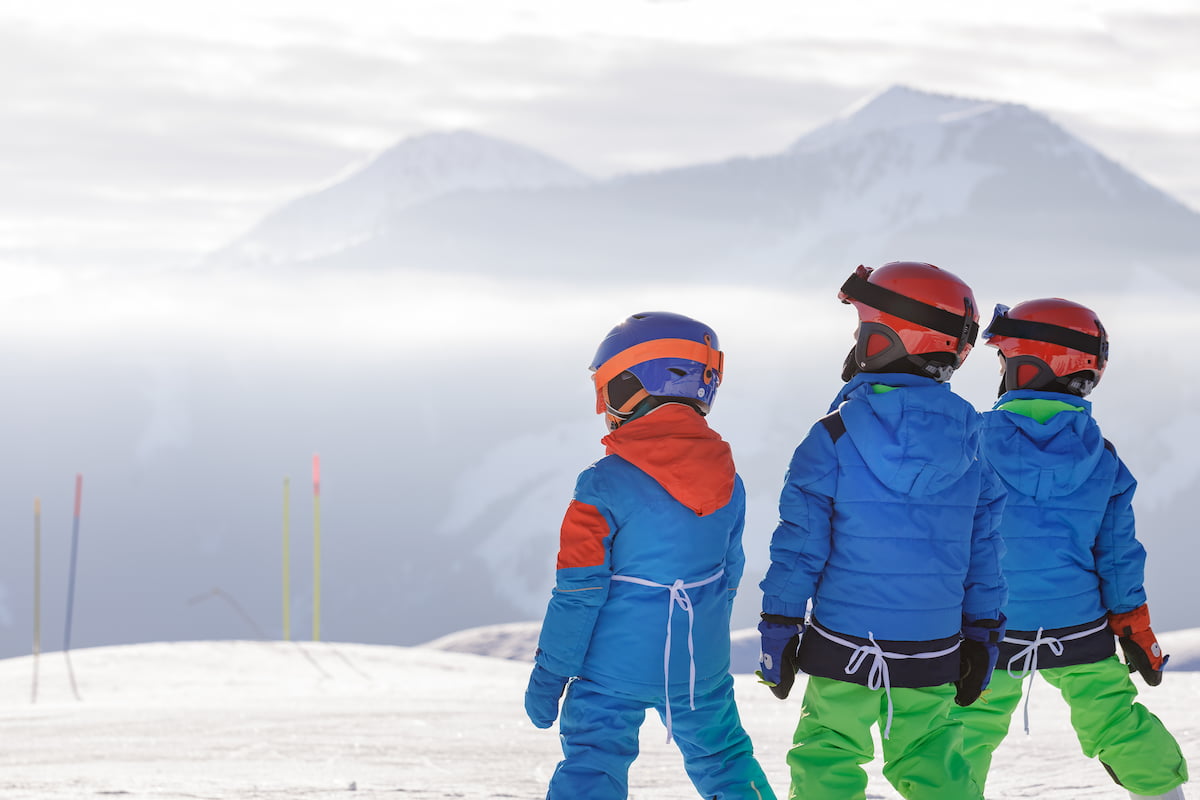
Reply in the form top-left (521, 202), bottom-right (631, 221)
top-left (1, 0), bottom-right (1197, 275)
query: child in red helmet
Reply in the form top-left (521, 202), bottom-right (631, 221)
top-left (950, 298), bottom-right (1188, 800)
top-left (758, 262), bottom-right (1007, 800)
top-left (524, 311), bottom-right (777, 800)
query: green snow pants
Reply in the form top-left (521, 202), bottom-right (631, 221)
top-left (786, 676), bottom-right (982, 800)
top-left (950, 655), bottom-right (1188, 795)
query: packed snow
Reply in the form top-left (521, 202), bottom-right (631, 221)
top-left (1, 628), bottom-right (1195, 799)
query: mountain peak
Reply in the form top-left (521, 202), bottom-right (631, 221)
top-left (212, 129), bottom-right (591, 268)
top-left (334, 129), bottom-right (592, 200)
top-left (368, 130), bottom-right (589, 180)
top-left (790, 84), bottom-right (1022, 152)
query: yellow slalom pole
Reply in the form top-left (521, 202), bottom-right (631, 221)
top-left (312, 454), bottom-right (321, 642)
top-left (63, 474), bottom-right (83, 701)
top-left (282, 478), bottom-right (291, 641)
top-left (32, 497), bottom-right (41, 704)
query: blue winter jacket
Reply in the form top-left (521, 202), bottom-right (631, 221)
top-left (761, 373), bottom-right (1008, 648)
top-left (534, 404), bottom-right (745, 699)
top-left (982, 389), bottom-right (1146, 632)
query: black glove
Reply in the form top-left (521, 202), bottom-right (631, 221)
top-left (756, 614), bottom-right (805, 699)
top-left (955, 614), bottom-right (1006, 707)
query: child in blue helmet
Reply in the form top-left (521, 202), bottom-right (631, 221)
top-left (949, 298), bottom-right (1188, 800)
top-left (757, 262), bottom-right (1008, 800)
top-left (524, 311), bottom-right (777, 800)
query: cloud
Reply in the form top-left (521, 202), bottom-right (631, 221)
top-left (1, 4), bottom-right (1198, 270)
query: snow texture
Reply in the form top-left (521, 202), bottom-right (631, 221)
top-left (0, 634), bottom-right (1194, 799)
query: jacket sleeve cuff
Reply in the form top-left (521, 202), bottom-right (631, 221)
top-left (762, 598), bottom-right (808, 619)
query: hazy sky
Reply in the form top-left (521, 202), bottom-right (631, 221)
top-left (1, 0), bottom-right (1197, 274)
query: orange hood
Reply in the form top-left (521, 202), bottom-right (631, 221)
top-left (601, 403), bottom-right (736, 516)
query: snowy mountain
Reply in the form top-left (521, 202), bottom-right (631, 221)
top-left (774, 85), bottom-right (1200, 284)
top-left (1, 636), bottom-right (1195, 798)
top-left (210, 130), bottom-right (592, 268)
top-left (208, 85), bottom-right (1200, 296)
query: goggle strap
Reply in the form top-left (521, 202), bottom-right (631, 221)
top-left (606, 387), bottom-right (650, 417)
top-left (841, 271), bottom-right (979, 352)
top-left (986, 315), bottom-right (1105, 359)
top-left (592, 337), bottom-right (724, 390)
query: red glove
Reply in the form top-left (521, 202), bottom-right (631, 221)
top-left (1108, 604), bottom-right (1168, 686)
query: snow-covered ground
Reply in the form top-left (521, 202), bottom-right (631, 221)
top-left (0, 633), bottom-right (1195, 799)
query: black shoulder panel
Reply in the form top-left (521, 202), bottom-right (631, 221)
top-left (819, 411), bottom-right (846, 443)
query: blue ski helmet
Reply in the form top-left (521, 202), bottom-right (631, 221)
top-left (590, 311), bottom-right (724, 430)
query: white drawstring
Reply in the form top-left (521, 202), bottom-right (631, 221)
top-left (1004, 620), bottom-right (1108, 734)
top-left (1006, 627), bottom-right (1061, 734)
top-left (845, 633), bottom-right (895, 738)
top-left (611, 569), bottom-right (723, 743)
top-left (812, 624), bottom-right (960, 740)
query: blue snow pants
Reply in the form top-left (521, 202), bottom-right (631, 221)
top-left (546, 673), bottom-right (776, 800)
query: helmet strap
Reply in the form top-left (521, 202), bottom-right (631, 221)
top-left (878, 354), bottom-right (956, 383)
top-left (1056, 372), bottom-right (1096, 398)
top-left (841, 346), bottom-right (860, 382)
top-left (843, 343), bottom-right (956, 383)
top-left (912, 353), bottom-right (956, 383)
top-left (606, 395), bottom-right (702, 430)
top-left (602, 376), bottom-right (651, 430)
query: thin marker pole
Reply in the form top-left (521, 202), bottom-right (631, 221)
top-left (312, 454), bottom-right (321, 642)
top-left (282, 477), bottom-right (291, 641)
top-left (32, 497), bottom-right (41, 704)
top-left (63, 474), bottom-right (83, 700)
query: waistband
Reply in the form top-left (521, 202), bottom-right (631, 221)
top-left (1000, 617), bottom-right (1115, 673)
top-left (1001, 616), bottom-right (1113, 734)
top-left (799, 619), bottom-right (961, 739)
top-left (610, 568), bottom-right (724, 744)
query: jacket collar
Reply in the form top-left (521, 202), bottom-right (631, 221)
top-left (601, 404), bottom-right (735, 516)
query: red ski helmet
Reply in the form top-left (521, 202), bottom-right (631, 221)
top-left (838, 262), bottom-right (979, 382)
top-left (983, 298), bottom-right (1108, 397)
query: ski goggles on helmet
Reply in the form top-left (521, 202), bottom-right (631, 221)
top-left (983, 304), bottom-right (1108, 369)
top-left (839, 265), bottom-right (978, 356)
top-left (590, 336), bottom-right (724, 415)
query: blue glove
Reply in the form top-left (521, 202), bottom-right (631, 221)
top-left (756, 614), bottom-right (804, 699)
top-left (524, 663), bottom-right (570, 728)
top-left (955, 613), bottom-right (1007, 707)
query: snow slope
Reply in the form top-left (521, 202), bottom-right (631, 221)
top-left (0, 639), bottom-right (1194, 799)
